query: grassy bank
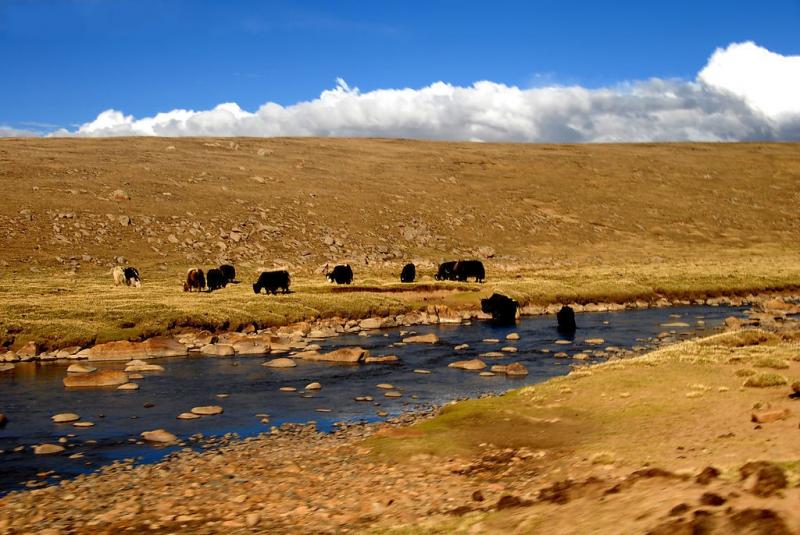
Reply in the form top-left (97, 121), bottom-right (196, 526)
top-left (2, 250), bottom-right (799, 351)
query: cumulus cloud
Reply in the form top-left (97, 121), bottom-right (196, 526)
top-left (58, 42), bottom-right (800, 142)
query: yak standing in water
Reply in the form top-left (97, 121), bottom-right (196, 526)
top-left (557, 305), bottom-right (577, 334)
top-left (453, 260), bottom-right (485, 283)
top-left (253, 270), bottom-right (291, 295)
top-left (481, 293), bottom-right (519, 324)
top-left (400, 263), bottom-right (416, 283)
top-left (326, 264), bottom-right (353, 284)
top-left (434, 261), bottom-right (457, 281)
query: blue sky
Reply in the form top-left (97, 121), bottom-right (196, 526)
top-left (1, 0), bottom-right (799, 140)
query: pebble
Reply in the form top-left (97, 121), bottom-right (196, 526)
top-left (190, 405), bottom-right (224, 416)
top-left (51, 413), bottom-right (80, 423)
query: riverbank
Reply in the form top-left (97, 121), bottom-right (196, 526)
top-left (2, 255), bottom-right (800, 358)
top-left (2, 311), bottom-right (798, 533)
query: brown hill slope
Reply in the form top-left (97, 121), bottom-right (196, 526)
top-left (1, 138), bottom-right (798, 273)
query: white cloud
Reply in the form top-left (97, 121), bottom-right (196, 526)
top-left (0, 125), bottom-right (40, 137)
top-left (56, 42), bottom-right (800, 141)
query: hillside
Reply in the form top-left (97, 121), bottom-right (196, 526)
top-left (1, 138), bottom-right (798, 275)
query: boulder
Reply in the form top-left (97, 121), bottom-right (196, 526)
top-left (141, 429), bottom-right (177, 443)
top-left (301, 347), bottom-right (368, 363)
top-left (117, 382), bottom-right (140, 391)
top-left (308, 327), bottom-right (338, 339)
top-left (51, 413), bottom-right (80, 423)
top-left (403, 333), bottom-right (439, 344)
top-left (63, 370), bottom-right (129, 388)
top-left (505, 362), bottom-right (529, 376)
top-left (364, 355), bottom-right (400, 364)
top-left (84, 340), bottom-right (148, 361)
top-left (55, 346), bottom-right (82, 359)
top-left (143, 337), bottom-right (188, 358)
top-left (232, 339), bottom-right (270, 356)
top-left (124, 364), bottom-right (164, 372)
top-left (66, 363), bottom-right (96, 374)
top-left (16, 341), bottom-right (38, 359)
top-left (0, 363), bottom-right (14, 373)
top-left (263, 358), bottom-right (297, 368)
top-left (34, 444), bottom-right (65, 455)
top-left (190, 405), bottom-right (223, 416)
top-left (200, 343), bottom-right (236, 357)
top-left (449, 359), bottom-right (487, 371)
top-left (751, 408), bottom-right (790, 424)
top-left (359, 318), bottom-right (384, 330)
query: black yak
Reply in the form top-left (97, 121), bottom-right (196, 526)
top-left (183, 268), bottom-right (205, 292)
top-left (434, 261), bottom-right (457, 281)
top-left (206, 268), bottom-right (226, 291)
top-left (557, 305), bottom-right (577, 333)
top-left (400, 263), bottom-right (416, 283)
top-left (253, 270), bottom-right (291, 295)
top-left (326, 264), bottom-right (353, 284)
top-left (480, 293), bottom-right (519, 324)
top-left (453, 260), bottom-right (485, 283)
top-left (112, 266), bottom-right (141, 287)
top-left (219, 264), bottom-right (236, 283)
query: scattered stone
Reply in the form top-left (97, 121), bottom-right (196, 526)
top-left (124, 364), bottom-right (164, 372)
top-left (66, 363), bottom-right (96, 374)
top-left (355, 396), bottom-right (374, 402)
top-left (449, 359), bottom-right (487, 371)
top-left (413, 369), bottom-right (431, 374)
top-left (454, 344), bottom-right (470, 350)
top-left (377, 384), bottom-right (395, 390)
top-left (190, 405), bottom-right (223, 416)
top-left (403, 333), bottom-right (439, 344)
top-left (141, 429), bottom-right (177, 443)
top-left (72, 421), bottom-right (94, 428)
top-left (117, 382), bottom-right (140, 391)
top-left (305, 382), bottom-right (322, 390)
top-left (501, 346), bottom-right (518, 353)
top-left (51, 413), bottom-right (80, 423)
top-left (751, 407), bottom-right (790, 423)
top-left (263, 358), bottom-right (297, 368)
top-left (384, 391), bottom-right (402, 398)
top-left (699, 492), bottom-right (727, 506)
top-left (695, 466), bottom-right (721, 485)
top-left (740, 461), bottom-right (788, 497)
top-left (585, 338), bottom-right (605, 345)
top-left (364, 355), bottom-right (400, 364)
top-left (300, 347), bottom-right (368, 363)
top-left (506, 333), bottom-right (520, 340)
top-left (177, 412), bottom-right (200, 420)
top-left (479, 371), bottom-right (496, 377)
top-left (33, 444), bottom-right (65, 455)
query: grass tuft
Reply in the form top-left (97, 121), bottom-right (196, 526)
top-left (743, 373), bottom-right (788, 388)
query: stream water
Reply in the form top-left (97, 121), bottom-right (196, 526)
top-left (0, 305), bottom-right (745, 494)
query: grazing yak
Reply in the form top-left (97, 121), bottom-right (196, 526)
top-left (253, 270), bottom-right (291, 295)
top-left (481, 293), bottom-right (519, 324)
top-left (557, 305), bottom-right (577, 333)
top-left (220, 264), bottom-right (236, 284)
top-left (400, 263), bottom-right (416, 283)
top-left (183, 268), bottom-right (206, 292)
top-left (453, 260), bottom-right (485, 283)
top-left (206, 268), bottom-right (226, 291)
top-left (434, 261), bottom-right (457, 281)
top-left (326, 264), bottom-right (353, 284)
top-left (112, 266), bottom-right (141, 288)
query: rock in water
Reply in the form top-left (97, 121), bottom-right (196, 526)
top-left (141, 429), bottom-right (177, 443)
top-left (66, 363), bottom-right (96, 374)
top-left (63, 370), bottom-right (128, 388)
top-left (34, 444), bottom-right (65, 455)
top-left (505, 362), bottom-right (529, 376)
top-left (448, 359), bottom-right (487, 371)
top-left (0, 363), bottom-right (15, 372)
top-left (402, 333), bottom-right (439, 344)
top-left (190, 405), bottom-right (223, 416)
top-left (262, 358), bottom-right (297, 368)
top-left (177, 412), bottom-right (200, 420)
top-left (300, 347), bottom-right (368, 363)
top-left (506, 333), bottom-right (520, 340)
top-left (305, 382), bottom-right (322, 390)
top-left (117, 382), bottom-right (140, 391)
top-left (51, 413), bottom-right (80, 423)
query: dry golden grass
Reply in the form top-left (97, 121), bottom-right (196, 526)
top-left (1, 138), bottom-right (799, 349)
